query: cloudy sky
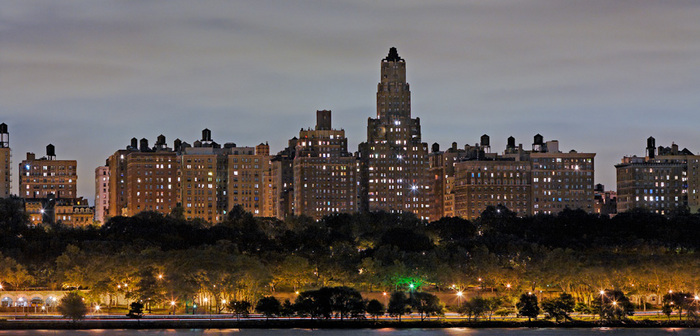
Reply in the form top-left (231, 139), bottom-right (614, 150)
top-left (2, 1), bottom-right (700, 203)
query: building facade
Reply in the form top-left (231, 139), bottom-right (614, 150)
top-left (0, 123), bottom-right (10, 198)
top-left (106, 137), bottom-right (179, 217)
top-left (359, 47), bottom-right (431, 221)
top-left (19, 145), bottom-right (77, 199)
top-left (94, 165), bottom-right (110, 224)
top-left (293, 110), bottom-right (359, 219)
top-left (616, 137), bottom-right (700, 214)
top-left (452, 135), bottom-right (595, 220)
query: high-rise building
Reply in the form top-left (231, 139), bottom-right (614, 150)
top-left (530, 135), bottom-right (595, 215)
top-left (293, 110), bottom-right (359, 219)
top-left (106, 137), bottom-right (179, 217)
top-left (428, 142), bottom-right (472, 219)
top-left (94, 165), bottom-right (110, 224)
top-left (616, 137), bottom-right (700, 214)
top-left (359, 47), bottom-right (431, 220)
top-left (227, 143), bottom-right (271, 217)
top-left (178, 129), bottom-right (227, 223)
top-left (106, 131), bottom-right (272, 222)
top-left (452, 135), bottom-right (595, 220)
top-left (0, 123), bottom-right (10, 198)
top-left (19, 145), bottom-right (77, 199)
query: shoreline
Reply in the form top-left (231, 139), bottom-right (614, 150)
top-left (1, 318), bottom-right (699, 330)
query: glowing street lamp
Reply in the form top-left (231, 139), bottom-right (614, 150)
top-left (171, 301), bottom-right (176, 315)
top-left (456, 291), bottom-right (463, 307)
top-left (94, 305), bottom-right (101, 315)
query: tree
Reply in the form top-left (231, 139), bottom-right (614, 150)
top-left (2, 257), bottom-right (33, 290)
top-left (227, 300), bottom-right (251, 319)
top-left (662, 291), bottom-right (693, 321)
top-left (387, 291), bottom-right (411, 321)
top-left (57, 291), bottom-right (88, 322)
top-left (409, 292), bottom-right (443, 321)
top-left (127, 301), bottom-right (144, 318)
top-left (457, 297), bottom-right (487, 321)
top-left (366, 299), bottom-right (385, 320)
top-left (591, 290), bottom-right (634, 321)
top-left (541, 293), bottom-right (575, 322)
top-left (516, 293), bottom-right (540, 321)
top-left (281, 299), bottom-right (295, 317)
top-left (255, 296), bottom-right (281, 319)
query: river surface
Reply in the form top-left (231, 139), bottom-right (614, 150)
top-left (1, 329), bottom-right (698, 336)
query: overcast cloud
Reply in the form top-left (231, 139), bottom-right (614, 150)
top-left (2, 0), bottom-right (699, 202)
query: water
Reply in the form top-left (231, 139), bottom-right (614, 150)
top-left (0, 329), bottom-right (698, 336)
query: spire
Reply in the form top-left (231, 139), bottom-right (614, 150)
top-left (384, 47), bottom-right (403, 62)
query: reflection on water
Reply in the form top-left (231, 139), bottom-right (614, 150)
top-left (0, 329), bottom-right (698, 336)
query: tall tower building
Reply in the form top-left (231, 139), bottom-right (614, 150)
top-left (0, 123), bottom-right (10, 198)
top-left (359, 48), bottom-right (431, 220)
top-left (293, 110), bottom-right (359, 219)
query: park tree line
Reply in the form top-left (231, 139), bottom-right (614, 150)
top-left (1, 196), bottom-right (699, 315)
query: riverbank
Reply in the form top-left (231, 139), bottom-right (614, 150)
top-left (1, 318), bottom-right (699, 330)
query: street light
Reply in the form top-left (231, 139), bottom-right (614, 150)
top-left (171, 301), bottom-right (176, 315)
top-left (456, 291), bottom-right (463, 307)
top-left (95, 305), bottom-right (101, 315)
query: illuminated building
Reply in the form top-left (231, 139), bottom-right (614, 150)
top-left (530, 134), bottom-right (595, 215)
top-left (19, 145), bottom-right (77, 199)
top-left (0, 123), bottom-right (10, 198)
top-left (293, 110), bottom-right (359, 219)
top-left (94, 165), bottom-right (109, 224)
top-left (594, 184), bottom-right (617, 216)
top-left (106, 136), bottom-right (179, 217)
top-left (226, 142), bottom-right (271, 217)
top-left (452, 135), bottom-right (595, 220)
top-left (178, 129), bottom-right (225, 223)
top-left (106, 131), bottom-right (272, 222)
top-left (25, 195), bottom-right (93, 227)
top-left (428, 142), bottom-right (471, 219)
top-left (359, 47), bottom-right (431, 220)
top-left (616, 137), bottom-right (700, 214)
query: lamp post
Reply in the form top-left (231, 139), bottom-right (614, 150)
top-left (456, 291), bottom-right (463, 307)
top-left (171, 301), bottom-right (176, 315)
top-left (203, 297), bottom-right (209, 315)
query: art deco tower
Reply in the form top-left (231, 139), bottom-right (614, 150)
top-left (359, 48), bottom-right (431, 220)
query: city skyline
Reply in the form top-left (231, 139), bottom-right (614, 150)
top-left (2, 1), bottom-right (700, 203)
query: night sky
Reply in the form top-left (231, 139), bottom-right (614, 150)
top-left (2, 1), bottom-right (700, 204)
